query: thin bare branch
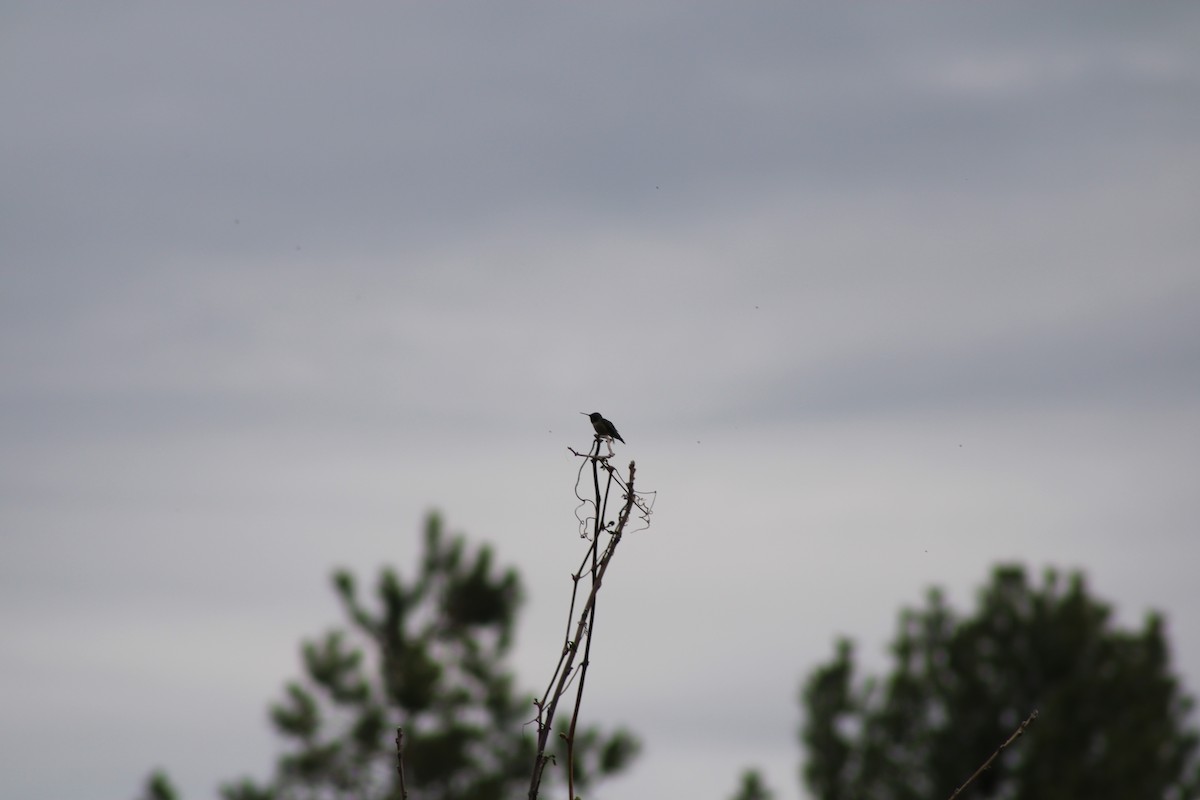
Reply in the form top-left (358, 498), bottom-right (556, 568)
top-left (394, 727), bottom-right (408, 800)
top-left (528, 438), bottom-right (647, 800)
top-left (947, 710), bottom-right (1039, 800)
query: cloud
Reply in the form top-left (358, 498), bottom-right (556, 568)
top-left (3, 3), bottom-right (1200, 800)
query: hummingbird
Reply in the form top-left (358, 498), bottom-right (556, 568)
top-left (582, 411), bottom-right (625, 444)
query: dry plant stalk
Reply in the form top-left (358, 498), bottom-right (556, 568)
top-left (527, 437), bottom-right (650, 800)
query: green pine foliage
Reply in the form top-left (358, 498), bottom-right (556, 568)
top-left (138, 770), bottom-right (179, 800)
top-left (728, 768), bottom-right (776, 800)
top-left (144, 513), bottom-right (638, 800)
top-left (800, 565), bottom-right (1200, 800)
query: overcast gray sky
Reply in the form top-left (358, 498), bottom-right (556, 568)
top-left (3, 3), bottom-right (1199, 799)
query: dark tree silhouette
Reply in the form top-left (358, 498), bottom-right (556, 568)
top-left (141, 513), bottom-right (638, 800)
top-left (801, 565), bottom-right (1200, 800)
top-left (138, 770), bottom-right (179, 800)
top-left (728, 768), bottom-right (776, 800)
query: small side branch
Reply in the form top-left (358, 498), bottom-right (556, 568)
top-left (947, 710), bottom-right (1038, 800)
top-left (395, 727), bottom-right (408, 800)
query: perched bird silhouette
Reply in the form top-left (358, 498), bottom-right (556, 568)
top-left (582, 411), bottom-right (625, 444)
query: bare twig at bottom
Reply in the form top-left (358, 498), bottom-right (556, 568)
top-left (948, 710), bottom-right (1039, 800)
top-left (395, 727), bottom-right (408, 800)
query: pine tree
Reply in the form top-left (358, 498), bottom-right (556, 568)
top-left (143, 513), bottom-right (638, 800)
top-left (801, 565), bottom-right (1200, 800)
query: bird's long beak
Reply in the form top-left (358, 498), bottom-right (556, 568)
top-left (579, 411), bottom-right (588, 415)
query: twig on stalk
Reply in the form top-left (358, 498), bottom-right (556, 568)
top-left (947, 710), bottom-right (1038, 800)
